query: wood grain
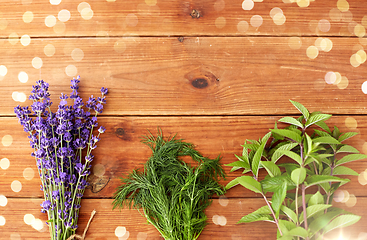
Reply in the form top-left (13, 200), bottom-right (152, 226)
top-left (1, 37), bottom-right (367, 116)
top-left (2, 116), bottom-right (367, 199)
top-left (0, 0), bottom-right (366, 37)
top-left (1, 197), bottom-right (366, 239)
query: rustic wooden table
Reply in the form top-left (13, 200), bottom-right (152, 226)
top-left (0, 0), bottom-right (367, 239)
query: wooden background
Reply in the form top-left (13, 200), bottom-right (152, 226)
top-left (1, 0), bottom-right (367, 239)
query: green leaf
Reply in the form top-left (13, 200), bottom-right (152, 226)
top-left (338, 132), bottom-right (359, 142)
top-left (323, 214), bottom-right (361, 234)
top-left (336, 154), bottom-right (367, 166)
top-left (271, 181), bottom-right (287, 218)
top-left (314, 129), bottom-right (331, 137)
top-left (278, 116), bottom-right (304, 128)
top-left (308, 191), bottom-right (324, 206)
top-left (313, 136), bottom-right (341, 145)
top-left (315, 121), bottom-right (331, 133)
top-left (290, 100), bottom-right (310, 121)
top-left (227, 176), bottom-right (262, 194)
top-left (305, 113), bottom-right (332, 128)
top-left (291, 167), bottom-right (306, 185)
top-left (271, 129), bottom-right (302, 143)
top-left (337, 145), bottom-right (359, 154)
top-left (271, 142), bottom-right (298, 163)
top-left (261, 131), bottom-right (272, 144)
top-left (261, 175), bottom-right (295, 193)
top-left (280, 205), bottom-right (298, 224)
top-left (227, 155), bottom-right (250, 170)
top-left (323, 166), bottom-right (359, 176)
top-left (237, 205), bottom-right (273, 223)
top-left (305, 175), bottom-right (349, 189)
top-left (226, 178), bottom-right (239, 189)
top-left (278, 227), bottom-right (309, 239)
top-left (261, 161), bottom-right (281, 177)
top-left (278, 150), bottom-right (302, 165)
top-left (304, 133), bottom-right (313, 156)
top-left (278, 219), bottom-right (297, 236)
top-left (252, 139), bottom-right (267, 179)
top-left (308, 208), bottom-right (345, 237)
top-left (299, 204), bottom-right (332, 224)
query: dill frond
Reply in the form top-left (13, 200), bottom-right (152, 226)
top-left (112, 131), bottom-right (226, 240)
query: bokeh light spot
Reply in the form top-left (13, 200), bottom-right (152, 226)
top-left (50, 0), bottom-right (61, 5)
top-left (354, 24), bottom-right (366, 38)
top-left (32, 57), bottom-right (43, 69)
top-left (24, 214), bottom-right (35, 225)
top-left (250, 15), bottom-right (263, 28)
top-left (237, 21), bottom-right (249, 33)
top-left (137, 232), bottom-right (148, 240)
top-left (114, 40), bottom-right (127, 53)
top-left (53, 21), bottom-right (66, 34)
top-left (325, 71), bottom-right (336, 84)
top-left (20, 35), bottom-right (31, 46)
top-left (126, 13), bottom-right (138, 27)
top-left (115, 226), bottom-right (127, 237)
top-left (93, 164), bottom-right (105, 177)
top-left (0, 158), bottom-right (10, 170)
top-left (45, 15), bottom-right (56, 27)
top-left (81, 8), bottom-right (93, 20)
top-left (65, 65), bottom-right (77, 77)
top-left (2, 135), bottom-right (13, 146)
top-left (337, 0), bottom-right (349, 12)
top-left (31, 218), bottom-right (44, 231)
top-left (0, 65), bottom-right (7, 76)
top-left (11, 180), bottom-right (22, 192)
top-left (23, 11), bottom-right (34, 23)
top-left (78, 2), bottom-right (91, 13)
top-left (345, 116), bottom-right (357, 129)
top-left (214, 0), bottom-right (225, 11)
top-left (215, 17), bottom-right (226, 29)
top-left (219, 196), bottom-right (229, 207)
top-left (306, 46), bottom-right (319, 59)
top-left (71, 48), bottom-right (84, 61)
top-left (23, 167), bottom-right (34, 180)
top-left (337, 76), bottom-right (348, 89)
top-left (44, 44), bottom-right (56, 57)
top-left (318, 19), bottom-right (331, 32)
top-left (242, 0), bottom-right (254, 11)
top-left (8, 33), bottom-right (19, 45)
top-left (58, 9), bottom-right (71, 22)
top-left (345, 194), bottom-right (357, 207)
top-left (0, 216), bottom-right (5, 226)
top-left (18, 71), bottom-right (28, 83)
top-left (0, 195), bottom-right (7, 207)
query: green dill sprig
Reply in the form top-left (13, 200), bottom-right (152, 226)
top-left (113, 131), bottom-right (226, 240)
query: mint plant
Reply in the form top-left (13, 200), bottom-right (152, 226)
top-left (226, 100), bottom-right (365, 240)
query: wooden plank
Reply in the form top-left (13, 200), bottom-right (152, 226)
top-left (0, 197), bottom-right (366, 239)
top-left (2, 116), bottom-right (367, 198)
top-left (0, 0), bottom-right (366, 37)
top-left (1, 37), bottom-right (367, 116)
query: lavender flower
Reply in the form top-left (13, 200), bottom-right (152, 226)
top-left (14, 77), bottom-right (108, 240)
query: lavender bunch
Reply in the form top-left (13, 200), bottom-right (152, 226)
top-left (14, 77), bottom-right (108, 240)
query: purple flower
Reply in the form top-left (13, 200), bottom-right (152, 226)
top-left (100, 87), bottom-right (108, 95)
top-left (15, 77), bottom-right (107, 238)
top-left (98, 126), bottom-right (106, 134)
top-left (41, 200), bottom-right (52, 212)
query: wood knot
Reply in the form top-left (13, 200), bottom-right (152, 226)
top-left (190, 9), bottom-right (201, 18)
top-left (184, 67), bottom-right (220, 91)
top-left (192, 78), bottom-right (208, 89)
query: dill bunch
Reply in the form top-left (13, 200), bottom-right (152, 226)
top-left (112, 131), bottom-right (226, 240)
